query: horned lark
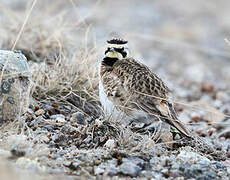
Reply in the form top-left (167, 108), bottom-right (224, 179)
top-left (99, 36), bottom-right (191, 138)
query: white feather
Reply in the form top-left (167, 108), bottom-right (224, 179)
top-left (108, 44), bottom-right (128, 49)
top-left (99, 79), bottom-right (115, 115)
top-left (98, 62), bottom-right (127, 120)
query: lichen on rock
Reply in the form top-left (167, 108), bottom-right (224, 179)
top-left (0, 50), bottom-right (31, 123)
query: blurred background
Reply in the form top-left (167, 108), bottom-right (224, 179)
top-left (1, 0), bottom-right (230, 81)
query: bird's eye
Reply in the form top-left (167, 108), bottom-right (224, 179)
top-left (121, 47), bottom-right (124, 50)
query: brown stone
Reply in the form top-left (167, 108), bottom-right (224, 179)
top-left (35, 109), bottom-right (45, 116)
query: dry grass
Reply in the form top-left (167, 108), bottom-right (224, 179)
top-left (0, 0), bottom-right (103, 118)
top-left (0, 1), bottom-right (104, 178)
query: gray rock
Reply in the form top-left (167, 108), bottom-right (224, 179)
top-left (105, 164), bottom-right (119, 176)
top-left (140, 171), bottom-right (163, 179)
top-left (227, 167), bottom-right (230, 174)
top-left (0, 50), bottom-right (30, 77)
top-left (43, 125), bottom-right (54, 131)
top-left (104, 139), bottom-right (116, 149)
top-left (35, 116), bottom-right (46, 124)
top-left (70, 112), bottom-right (86, 125)
top-left (200, 160), bottom-right (211, 165)
top-left (0, 50), bottom-right (31, 123)
top-left (60, 125), bottom-right (78, 135)
top-left (86, 117), bottom-right (94, 124)
top-left (94, 163), bottom-right (106, 175)
top-left (124, 157), bottom-right (145, 168)
top-left (181, 163), bottom-right (217, 180)
top-left (176, 150), bottom-right (210, 164)
top-left (50, 114), bottom-right (66, 123)
top-left (64, 161), bottom-right (79, 170)
top-left (50, 114), bottom-right (65, 119)
top-left (10, 145), bottom-right (26, 157)
top-left (211, 162), bottom-right (226, 170)
top-left (219, 128), bottom-right (230, 139)
top-left (51, 133), bottom-right (68, 146)
top-left (120, 161), bottom-right (142, 177)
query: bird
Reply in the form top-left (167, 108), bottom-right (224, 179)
top-left (99, 35), bottom-right (192, 138)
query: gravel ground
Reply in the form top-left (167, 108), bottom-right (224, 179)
top-left (0, 0), bottom-right (230, 179)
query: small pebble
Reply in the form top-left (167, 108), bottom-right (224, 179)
top-left (105, 164), bottom-right (119, 176)
top-left (86, 117), bottom-right (94, 124)
top-left (51, 134), bottom-right (68, 146)
top-left (94, 164), bottom-right (106, 175)
top-left (216, 91), bottom-right (229, 101)
top-left (177, 150), bottom-right (210, 163)
top-left (104, 139), bottom-right (116, 150)
top-left (11, 147), bottom-right (26, 157)
top-left (219, 129), bottom-right (230, 139)
top-left (50, 114), bottom-right (66, 123)
top-left (35, 109), bottom-right (45, 116)
top-left (120, 161), bottom-right (141, 177)
top-left (227, 167), bottom-right (230, 174)
top-left (201, 82), bottom-right (215, 93)
top-left (64, 161), bottom-right (79, 170)
top-left (70, 112), bottom-right (86, 125)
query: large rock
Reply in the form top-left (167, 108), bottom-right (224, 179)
top-left (0, 50), bottom-right (31, 123)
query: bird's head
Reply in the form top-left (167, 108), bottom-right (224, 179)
top-left (104, 37), bottom-right (130, 60)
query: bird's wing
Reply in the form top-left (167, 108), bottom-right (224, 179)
top-left (113, 58), bottom-right (170, 97)
top-left (157, 101), bottom-right (191, 137)
top-left (113, 58), bottom-right (191, 137)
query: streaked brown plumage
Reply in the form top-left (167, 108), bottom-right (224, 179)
top-left (99, 37), bottom-right (191, 138)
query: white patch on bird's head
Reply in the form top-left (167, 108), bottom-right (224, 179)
top-left (107, 43), bottom-right (128, 49)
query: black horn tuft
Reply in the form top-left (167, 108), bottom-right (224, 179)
top-left (107, 38), bottom-right (128, 45)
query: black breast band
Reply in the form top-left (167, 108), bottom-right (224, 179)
top-left (102, 57), bottom-right (118, 67)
